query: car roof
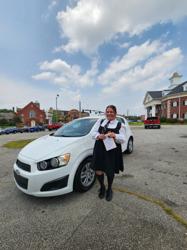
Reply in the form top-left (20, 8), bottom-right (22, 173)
top-left (77, 115), bottom-right (126, 120)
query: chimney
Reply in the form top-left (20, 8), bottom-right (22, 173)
top-left (34, 101), bottom-right (40, 109)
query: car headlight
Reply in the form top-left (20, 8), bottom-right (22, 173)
top-left (37, 153), bottom-right (70, 171)
top-left (38, 160), bottom-right (48, 170)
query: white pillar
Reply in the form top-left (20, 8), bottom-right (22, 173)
top-left (152, 105), bottom-right (156, 116)
top-left (144, 108), bottom-right (148, 119)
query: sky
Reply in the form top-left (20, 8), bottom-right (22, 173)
top-left (0, 0), bottom-right (187, 115)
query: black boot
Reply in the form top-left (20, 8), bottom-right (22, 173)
top-left (106, 188), bottom-right (113, 201)
top-left (106, 173), bottom-right (114, 201)
top-left (98, 185), bottom-right (106, 199)
top-left (97, 174), bottom-right (105, 199)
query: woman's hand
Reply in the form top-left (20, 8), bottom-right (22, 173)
top-left (97, 134), bottom-right (106, 140)
top-left (106, 132), bottom-right (116, 139)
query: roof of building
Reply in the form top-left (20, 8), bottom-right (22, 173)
top-left (166, 81), bottom-right (187, 96)
top-left (147, 91), bottom-right (162, 99)
top-left (17, 101), bottom-right (45, 115)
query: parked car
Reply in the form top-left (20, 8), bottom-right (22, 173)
top-left (0, 128), bottom-right (5, 135)
top-left (13, 116), bottom-right (134, 197)
top-left (38, 125), bottom-right (45, 131)
top-left (3, 127), bottom-right (19, 134)
top-left (144, 116), bottom-right (161, 129)
top-left (47, 123), bottom-right (63, 131)
top-left (28, 126), bottom-right (45, 133)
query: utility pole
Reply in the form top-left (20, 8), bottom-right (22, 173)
top-left (56, 94), bottom-right (59, 122)
top-left (79, 100), bottom-right (81, 112)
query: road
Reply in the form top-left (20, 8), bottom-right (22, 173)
top-left (0, 126), bottom-right (187, 250)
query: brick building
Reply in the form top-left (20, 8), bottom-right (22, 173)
top-left (17, 101), bottom-right (46, 126)
top-left (143, 73), bottom-right (187, 120)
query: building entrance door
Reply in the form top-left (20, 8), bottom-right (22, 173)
top-left (31, 120), bottom-right (36, 127)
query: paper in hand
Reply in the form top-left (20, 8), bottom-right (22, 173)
top-left (103, 137), bottom-right (117, 151)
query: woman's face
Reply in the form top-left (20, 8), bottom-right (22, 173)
top-left (106, 107), bottom-right (116, 121)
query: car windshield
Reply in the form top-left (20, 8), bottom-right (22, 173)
top-left (53, 118), bottom-right (97, 137)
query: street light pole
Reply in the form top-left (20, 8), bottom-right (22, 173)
top-left (56, 94), bottom-right (59, 122)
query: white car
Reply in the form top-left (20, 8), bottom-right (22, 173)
top-left (13, 116), bottom-right (134, 197)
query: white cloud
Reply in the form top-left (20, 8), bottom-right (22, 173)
top-left (119, 42), bottom-right (131, 49)
top-left (48, 1), bottom-right (58, 11)
top-left (32, 58), bottom-right (98, 88)
top-left (56, 0), bottom-right (187, 54)
top-left (32, 72), bottom-right (56, 81)
top-left (33, 39), bottom-right (184, 103)
top-left (42, 0), bottom-right (60, 21)
top-left (99, 40), bottom-right (166, 85)
top-left (101, 47), bottom-right (183, 94)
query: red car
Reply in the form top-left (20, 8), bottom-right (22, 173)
top-left (47, 123), bottom-right (63, 131)
top-left (144, 117), bottom-right (161, 129)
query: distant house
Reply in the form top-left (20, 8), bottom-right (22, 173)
top-left (0, 110), bottom-right (15, 121)
top-left (143, 91), bottom-right (162, 118)
top-left (47, 108), bottom-right (90, 124)
top-left (68, 109), bottom-right (80, 120)
top-left (17, 101), bottom-right (46, 126)
top-left (143, 72), bottom-right (187, 120)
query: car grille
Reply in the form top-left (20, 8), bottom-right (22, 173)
top-left (16, 159), bottom-right (31, 172)
top-left (14, 171), bottom-right (28, 189)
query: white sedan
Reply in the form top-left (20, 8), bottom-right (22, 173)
top-left (13, 116), bottom-right (134, 197)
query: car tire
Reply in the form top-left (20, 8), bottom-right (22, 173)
top-left (125, 137), bottom-right (133, 154)
top-left (74, 157), bottom-right (96, 192)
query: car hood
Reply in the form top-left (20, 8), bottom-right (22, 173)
top-left (19, 135), bottom-right (83, 161)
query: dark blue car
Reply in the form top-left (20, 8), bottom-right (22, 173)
top-left (3, 127), bottom-right (18, 134)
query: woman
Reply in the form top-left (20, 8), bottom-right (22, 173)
top-left (92, 105), bottom-right (125, 201)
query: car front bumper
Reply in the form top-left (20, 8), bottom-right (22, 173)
top-left (13, 159), bottom-right (73, 197)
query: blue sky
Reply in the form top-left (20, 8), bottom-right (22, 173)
top-left (1, 0), bottom-right (187, 115)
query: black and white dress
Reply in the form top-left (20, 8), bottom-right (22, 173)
top-left (92, 118), bottom-right (125, 177)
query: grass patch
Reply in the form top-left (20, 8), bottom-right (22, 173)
top-left (3, 139), bottom-right (35, 149)
top-left (129, 122), bottom-right (143, 126)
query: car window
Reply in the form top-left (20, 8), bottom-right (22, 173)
top-left (53, 118), bottom-right (97, 137)
top-left (147, 117), bottom-right (158, 120)
top-left (116, 117), bottom-right (125, 124)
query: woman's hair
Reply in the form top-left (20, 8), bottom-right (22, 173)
top-left (105, 105), bottom-right (117, 114)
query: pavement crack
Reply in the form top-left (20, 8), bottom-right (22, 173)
top-left (63, 208), bottom-right (97, 246)
top-left (113, 186), bottom-right (187, 230)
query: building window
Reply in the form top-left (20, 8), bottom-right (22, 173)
top-left (183, 100), bottom-right (187, 106)
top-left (162, 103), bottom-right (166, 109)
top-left (172, 101), bottom-right (178, 107)
top-left (29, 110), bottom-right (36, 118)
top-left (183, 85), bottom-right (187, 91)
top-left (184, 113), bottom-right (187, 119)
top-left (172, 113), bottom-right (177, 119)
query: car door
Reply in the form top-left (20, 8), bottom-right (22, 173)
top-left (116, 117), bottom-right (128, 152)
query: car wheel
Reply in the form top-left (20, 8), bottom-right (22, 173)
top-left (74, 157), bottom-right (96, 192)
top-left (126, 137), bottom-right (133, 154)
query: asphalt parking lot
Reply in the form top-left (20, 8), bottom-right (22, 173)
top-left (0, 126), bottom-right (187, 250)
